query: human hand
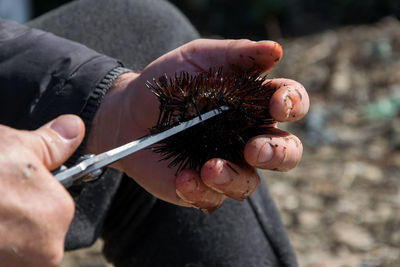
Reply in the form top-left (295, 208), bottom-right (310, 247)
top-left (0, 115), bottom-right (84, 267)
top-left (87, 39), bottom-right (309, 212)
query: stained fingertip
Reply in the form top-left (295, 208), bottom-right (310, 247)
top-left (244, 137), bottom-right (274, 167)
top-left (246, 134), bottom-right (303, 171)
top-left (270, 90), bottom-right (297, 122)
top-left (282, 136), bottom-right (303, 171)
top-left (175, 169), bottom-right (227, 212)
top-left (255, 40), bottom-right (283, 72)
top-left (175, 170), bottom-right (202, 206)
top-left (269, 80), bottom-right (309, 122)
top-left (257, 40), bottom-right (283, 61)
top-left (278, 136), bottom-right (303, 171)
top-left (227, 39), bottom-right (283, 73)
top-left (175, 170), bottom-right (198, 194)
top-left (201, 159), bottom-right (229, 189)
top-left (201, 159), bottom-right (259, 201)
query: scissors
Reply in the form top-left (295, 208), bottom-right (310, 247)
top-left (53, 106), bottom-right (228, 188)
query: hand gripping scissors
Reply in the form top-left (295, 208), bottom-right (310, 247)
top-left (53, 106), bottom-right (228, 188)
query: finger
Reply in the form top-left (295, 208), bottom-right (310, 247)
top-left (23, 115), bottom-right (85, 170)
top-left (146, 39), bottom-right (283, 76)
top-left (201, 159), bottom-right (260, 201)
top-left (175, 169), bottom-right (227, 212)
top-left (268, 78), bottom-right (310, 122)
top-left (244, 131), bottom-right (303, 171)
top-left (178, 39), bottom-right (283, 73)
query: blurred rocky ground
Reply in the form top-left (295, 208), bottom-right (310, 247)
top-left (61, 17), bottom-right (400, 267)
top-left (267, 16), bottom-right (400, 267)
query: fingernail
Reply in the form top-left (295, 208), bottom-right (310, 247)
top-left (257, 40), bottom-right (274, 45)
top-left (284, 95), bottom-right (293, 118)
top-left (257, 40), bottom-right (281, 49)
top-left (257, 141), bottom-right (274, 164)
top-left (212, 159), bottom-right (231, 185)
top-left (50, 115), bottom-right (82, 140)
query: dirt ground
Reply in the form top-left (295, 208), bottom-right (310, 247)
top-left (267, 16), bottom-right (400, 267)
top-left (61, 17), bottom-right (400, 267)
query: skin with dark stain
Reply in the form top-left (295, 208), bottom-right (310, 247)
top-left (22, 163), bottom-right (38, 179)
top-left (27, 163), bottom-right (37, 171)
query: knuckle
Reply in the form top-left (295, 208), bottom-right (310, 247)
top-left (41, 243), bottom-right (64, 267)
top-left (233, 38), bottom-right (252, 47)
top-left (0, 126), bottom-right (24, 151)
top-left (183, 38), bottom-right (204, 51)
top-left (44, 191), bottom-right (75, 223)
top-left (189, 38), bottom-right (204, 45)
top-left (29, 238), bottom-right (65, 267)
top-left (62, 196), bottom-right (75, 218)
top-left (58, 196), bottom-right (75, 220)
top-left (31, 131), bottom-right (55, 167)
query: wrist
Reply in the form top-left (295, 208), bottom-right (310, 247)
top-left (66, 67), bottom-right (133, 165)
top-left (85, 72), bottom-right (140, 157)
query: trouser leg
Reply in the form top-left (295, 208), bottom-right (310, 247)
top-left (103, 174), bottom-right (297, 267)
top-left (28, 0), bottom-right (199, 70)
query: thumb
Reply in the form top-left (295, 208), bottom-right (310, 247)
top-left (26, 115), bottom-right (85, 170)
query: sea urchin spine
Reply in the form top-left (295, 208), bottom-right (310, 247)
top-left (146, 68), bottom-right (277, 172)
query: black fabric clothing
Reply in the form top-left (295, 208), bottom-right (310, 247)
top-left (0, 0), bottom-right (298, 266)
top-left (0, 19), bottom-right (121, 130)
top-left (102, 172), bottom-right (297, 267)
top-left (27, 0), bottom-right (198, 72)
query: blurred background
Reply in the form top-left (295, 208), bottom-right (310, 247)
top-left (1, 0), bottom-right (399, 266)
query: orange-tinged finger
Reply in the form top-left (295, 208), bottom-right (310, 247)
top-left (201, 159), bottom-right (260, 201)
top-left (142, 39), bottom-right (283, 78)
top-left (179, 39), bottom-right (283, 73)
top-left (175, 169), bottom-right (226, 212)
top-left (268, 79), bottom-right (310, 122)
top-left (244, 133), bottom-right (303, 171)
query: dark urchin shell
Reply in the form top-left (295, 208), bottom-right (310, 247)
top-left (146, 68), bottom-right (277, 172)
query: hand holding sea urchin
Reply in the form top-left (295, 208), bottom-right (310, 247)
top-left (146, 68), bottom-right (278, 172)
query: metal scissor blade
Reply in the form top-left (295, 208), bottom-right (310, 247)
top-left (54, 106), bottom-right (228, 187)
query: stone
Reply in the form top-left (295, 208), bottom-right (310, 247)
top-left (332, 222), bottom-right (374, 251)
top-left (299, 210), bottom-right (321, 230)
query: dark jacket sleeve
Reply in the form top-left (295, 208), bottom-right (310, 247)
top-left (0, 18), bottom-right (126, 132)
top-left (0, 19), bottom-right (129, 250)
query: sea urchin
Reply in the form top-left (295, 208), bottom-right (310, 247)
top-left (146, 68), bottom-right (277, 172)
